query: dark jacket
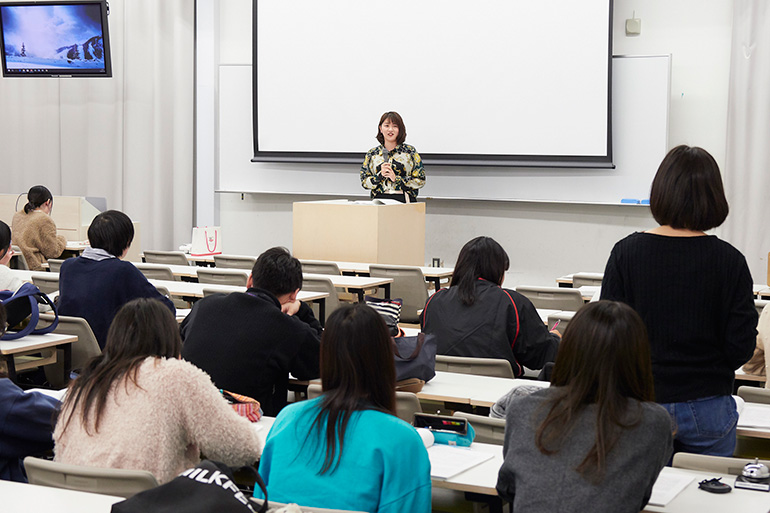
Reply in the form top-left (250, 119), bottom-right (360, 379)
top-left (0, 378), bottom-right (59, 482)
top-left (58, 257), bottom-right (175, 349)
top-left (180, 288), bottom-right (322, 416)
top-left (420, 279), bottom-right (559, 377)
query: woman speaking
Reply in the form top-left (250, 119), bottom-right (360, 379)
top-left (360, 111), bottom-right (425, 203)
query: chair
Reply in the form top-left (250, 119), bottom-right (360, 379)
top-left (302, 276), bottom-right (342, 318)
top-left (36, 313), bottom-right (101, 388)
top-left (10, 245), bottom-right (28, 270)
top-left (515, 286), bottom-right (584, 311)
top-left (453, 411), bottom-right (506, 445)
top-left (143, 250), bottom-right (190, 266)
top-left (547, 310), bottom-right (575, 335)
top-left (24, 456), bottom-right (158, 498)
top-left (203, 287), bottom-right (234, 297)
top-left (738, 386), bottom-right (770, 405)
top-left (214, 254), bottom-right (256, 269)
top-left (300, 259), bottom-right (342, 275)
top-left (134, 263), bottom-right (175, 281)
top-left (571, 272), bottom-right (604, 287)
top-left (369, 265), bottom-right (428, 324)
top-left (672, 453), bottom-right (770, 476)
top-left (435, 355), bottom-right (514, 378)
top-left (755, 299), bottom-right (768, 317)
top-left (310, 385), bottom-right (422, 424)
top-left (197, 268), bottom-right (248, 287)
top-left (47, 258), bottom-right (66, 273)
top-left (32, 274), bottom-right (60, 295)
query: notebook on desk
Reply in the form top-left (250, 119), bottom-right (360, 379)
top-left (427, 444), bottom-right (494, 480)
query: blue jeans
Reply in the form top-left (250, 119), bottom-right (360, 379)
top-left (660, 395), bottom-right (738, 457)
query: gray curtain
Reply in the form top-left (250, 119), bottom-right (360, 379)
top-left (0, 0), bottom-right (194, 251)
top-left (723, 1), bottom-right (770, 284)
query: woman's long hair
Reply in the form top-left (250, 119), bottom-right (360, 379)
top-left (313, 303), bottom-right (396, 474)
top-left (59, 298), bottom-right (182, 435)
top-left (450, 236), bottom-right (509, 305)
top-left (535, 300), bottom-right (655, 480)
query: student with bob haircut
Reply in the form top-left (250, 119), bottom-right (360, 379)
top-left (58, 210), bottom-right (174, 348)
top-left (0, 221), bottom-right (25, 294)
top-left (360, 111), bottom-right (426, 203)
top-left (496, 301), bottom-right (672, 513)
top-left (11, 185), bottom-right (66, 271)
top-left (421, 236), bottom-right (560, 377)
top-left (601, 145), bottom-right (757, 457)
top-left (54, 299), bottom-right (261, 484)
top-left (255, 303), bottom-right (431, 512)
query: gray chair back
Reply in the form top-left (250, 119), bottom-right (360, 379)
top-left (737, 385), bottom-right (770, 405)
top-left (10, 245), bottom-right (29, 270)
top-left (369, 265), bottom-right (428, 324)
top-left (547, 310), bottom-right (575, 335)
top-left (47, 258), bottom-right (67, 273)
top-left (143, 250), bottom-right (190, 266)
top-left (202, 287), bottom-right (235, 297)
top-left (672, 453), bottom-right (770, 476)
top-left (32, 274), bottom-right (60, 295)
top-left (300, 260), bottom-right (342, 275)
top-left (310, 385), bottom-right (421, 424)
top-left (571, 272), bottom-right (604, 287)
top-left (197, 268), bottom-right (248, 287)
top-left (435, 355), bottom-right (514, 378)
top-left (515, 285), bottom-right (584, 311)
top-left (214, 254), bottom-right (256, 269)
top-left (453, 411), bottom-right (506, 445)
top-left (24, 456), bottom-right (158, 498)
top-left (37, 313), bottom-right (101, 386)
top-left (302, 276), bottom-right (341, 318)
top-left (134, 263), bottom-right (175, 281)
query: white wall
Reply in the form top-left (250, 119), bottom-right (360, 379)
top-left (209, 0), bottom-right (750, 285)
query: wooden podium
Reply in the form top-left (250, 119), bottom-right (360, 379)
top-left (293, 200), bottom-right (425, 265)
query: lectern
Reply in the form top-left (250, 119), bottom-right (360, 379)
top-left (293, 200), bottom-right (425, 265)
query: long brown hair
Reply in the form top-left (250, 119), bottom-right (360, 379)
top-left (313, 303), bottom-right (396, 474)
top-left (535, 300), bottom-right (654, 480)
top-left (59, 298), bottom-right (182, 435)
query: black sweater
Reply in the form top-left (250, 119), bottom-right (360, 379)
top-left (420, 279), bottom-right (559, 377)
top-left (180, 288), bottom-right (322, 416)
top-left (601, 232), bottom-right (757, 403)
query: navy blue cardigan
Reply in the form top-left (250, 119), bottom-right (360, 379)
top-left (58, 257), bottom-right (175, 349)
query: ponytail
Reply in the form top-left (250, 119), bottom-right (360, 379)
top-left (23, 185), bottom-right (53, 214)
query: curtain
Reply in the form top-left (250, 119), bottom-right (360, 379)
top-left (0, 0), bottom-right (194, 251)
top-left (723, 1), bottom-right (770, 284)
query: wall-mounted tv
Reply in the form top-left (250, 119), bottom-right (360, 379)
top-left (0, 0), bottom-right (111, 78)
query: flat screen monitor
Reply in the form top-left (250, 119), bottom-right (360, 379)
top-left (0, 0), bottom-right (111, 78)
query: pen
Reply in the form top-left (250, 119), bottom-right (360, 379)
top-left (551, 320), bottom-right (560, 331)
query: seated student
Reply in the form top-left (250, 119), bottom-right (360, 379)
top-left (0, 221), bottom-right (25, 294)
top-left (54, 299), bottom-right (261, 484)
top-left (11, 185), bottom-right (67, 271)
top-left (181, 247), bottom-right (322, 416)
top-left (57, 210), bottom-right (174, 348)
top-left (254, 303), bottom-right (431, 512)
top-left (496, 301), bottom-right (673, 513)
top-left (0, 303), bottom-right (61, 483)
top-left (421, 236), bottom-right (560, 377)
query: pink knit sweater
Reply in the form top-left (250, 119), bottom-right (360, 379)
top-left (54, 357), bottom-right (262, 484)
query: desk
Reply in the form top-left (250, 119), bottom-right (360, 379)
top-left (418, 371), bottom-right (548, 408)
top-left (1, 480), bottom-right (123, 513)
top-left (307, 260), bottom-right (454, 291)
top-left (0, 333), bottom-right (76, 384)
top-left (737, 402), bottom-right (770, 440)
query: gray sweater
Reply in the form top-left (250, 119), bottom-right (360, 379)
top-left (496, 387), bottom-right (672, 513)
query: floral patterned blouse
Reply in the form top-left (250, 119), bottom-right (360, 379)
top-left (360, 143), bottom-right (426, 201)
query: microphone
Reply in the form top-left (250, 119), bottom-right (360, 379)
top-left (382, 148), bottom-right (389, 162)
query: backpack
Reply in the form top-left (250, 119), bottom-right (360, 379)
top-left (0, 282), bottom-right (59, 340)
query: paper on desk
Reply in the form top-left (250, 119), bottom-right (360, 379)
top-left (738, 403), bottom-right (770, 429)
top-left (647, 471), bottom-right (693, 507)
top-left (428, 444), bottom-right (494, 480)
top-left (25, 388), bottom-right (67, 401)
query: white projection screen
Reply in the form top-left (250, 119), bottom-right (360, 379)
top-left (253, 0), bottom-right (613, 168)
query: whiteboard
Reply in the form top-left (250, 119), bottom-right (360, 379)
top-left (218, 55), bottom-right (670, 204)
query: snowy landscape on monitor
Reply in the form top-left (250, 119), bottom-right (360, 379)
top-left (2, 4), bottom-right (105, 70)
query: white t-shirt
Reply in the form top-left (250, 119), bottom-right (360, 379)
top-left (0, 265), bottom-right (24, 294)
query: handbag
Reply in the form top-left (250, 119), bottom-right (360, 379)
top-left (111, 460), bottom-right (267, 513)
top-left (191, 226), bottom-right (222, 257)
top-left (392, 332), bottom-right (436, 384)
top-left (0, 282), bottom-right (59, 340)
top-left (365, 295), bottom-right (402, 336)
